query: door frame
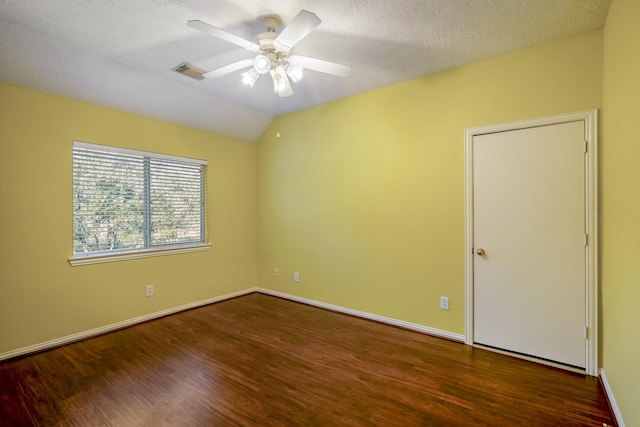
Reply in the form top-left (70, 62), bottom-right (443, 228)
top-left (464, 110), bottom-right (598, 376)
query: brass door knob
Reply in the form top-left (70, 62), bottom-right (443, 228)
top-left (476, 248), bottom-right (486, 256)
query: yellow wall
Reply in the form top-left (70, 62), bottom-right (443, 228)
top-left (602, 0), bottom-right (640, 424)
top-left (257, 30), bottom-right (603, 334)
top-left (0, 82), bottom-right (257, 355)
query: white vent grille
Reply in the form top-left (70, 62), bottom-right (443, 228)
top-left (172, 62), bottom-right (205, 81)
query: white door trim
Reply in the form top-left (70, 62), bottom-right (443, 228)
top-left (464, 110), bottom-right (598, 376)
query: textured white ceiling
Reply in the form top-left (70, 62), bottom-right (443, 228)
top-left (0, 0), bottom-right (611, 141)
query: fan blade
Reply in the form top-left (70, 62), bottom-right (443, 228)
top-left (202, 59), bottom-right (254, 79)
top-left (187, 20), bottom-right (260, 52)
top-left (274, 10), bottom-right (321, 50)
top-left (290, 55), bottom-right (351, 77)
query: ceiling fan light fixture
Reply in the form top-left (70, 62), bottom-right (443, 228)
top-left (253, 54), bottom-right (271, 74)
top-left (286, 63), bottom-right (304, 83)
top-left (241, 68), bottom-right (260, 87)
top-left (272, 66), bottom-right (292, 95)
top-left (272, 73), bottom-right (285, 93)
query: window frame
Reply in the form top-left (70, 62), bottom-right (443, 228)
top-left (69, 141), bottom-right (210, 266)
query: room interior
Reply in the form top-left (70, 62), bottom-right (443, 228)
top-left (0, 0), bottom-right (638, 425)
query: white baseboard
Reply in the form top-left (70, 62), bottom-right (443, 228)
top-left (2, 287), bottom-right (464, 362)
top-left (0, 287), bottom-right (258, 362)
top-left (600, 368), bottom-right (625, 427)
top-left (256, 288), bottom-right (465, 342)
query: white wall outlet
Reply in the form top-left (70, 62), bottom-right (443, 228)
top-left (440, 296), bottom-right (449, 310)
top-left (146, 284), bottom-right (154, 297)
top-left (293, 272), bottom-right (299, 282)
top-left (274, 267), bottom-right (279, 277)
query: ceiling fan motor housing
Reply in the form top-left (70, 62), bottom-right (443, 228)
top-left (255, 28), bottom-right (289, 71)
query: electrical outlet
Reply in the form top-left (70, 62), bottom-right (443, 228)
top-left (146, 284), bottom-right (154, 297)
top-left (440, 296), bottom-right (449, 310)
top-left (274, 267), bottom-right (279, 277)
top-left (293, 272), bottom-right (299, 282)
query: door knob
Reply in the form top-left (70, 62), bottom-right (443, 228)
top-left (476, 248), bottom-right (486, 256)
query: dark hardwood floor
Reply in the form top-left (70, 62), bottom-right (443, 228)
top-left (0, 293), bottom-right (615, 426)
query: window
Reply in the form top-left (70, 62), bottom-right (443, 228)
top-left (70, 141), bottom-right (209, 265)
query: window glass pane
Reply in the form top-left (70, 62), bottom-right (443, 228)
top-left (150, 158), bottom-right (204, 246)
top-left (73, 148), bottom-right (145, 253)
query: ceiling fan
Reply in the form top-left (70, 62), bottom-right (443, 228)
top-left (186, 10), bottom-right (351, 97)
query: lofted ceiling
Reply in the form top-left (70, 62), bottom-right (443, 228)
top-left (0, 0), bottom-right (611, 142)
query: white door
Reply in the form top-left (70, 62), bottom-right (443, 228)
top-left (472, 121), bottom-right (586, 368)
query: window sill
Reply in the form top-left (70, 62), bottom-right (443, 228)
top-left (68, 243), bottom-right (212, 266)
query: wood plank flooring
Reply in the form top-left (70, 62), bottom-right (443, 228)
top-left (0, 293), bottom-right (615, 426)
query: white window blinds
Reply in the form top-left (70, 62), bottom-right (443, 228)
top-left (72, 142), bottom-right (207, 257)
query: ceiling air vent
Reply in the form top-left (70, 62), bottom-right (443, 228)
top-left (172, 62), bottom-right (205, 81)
